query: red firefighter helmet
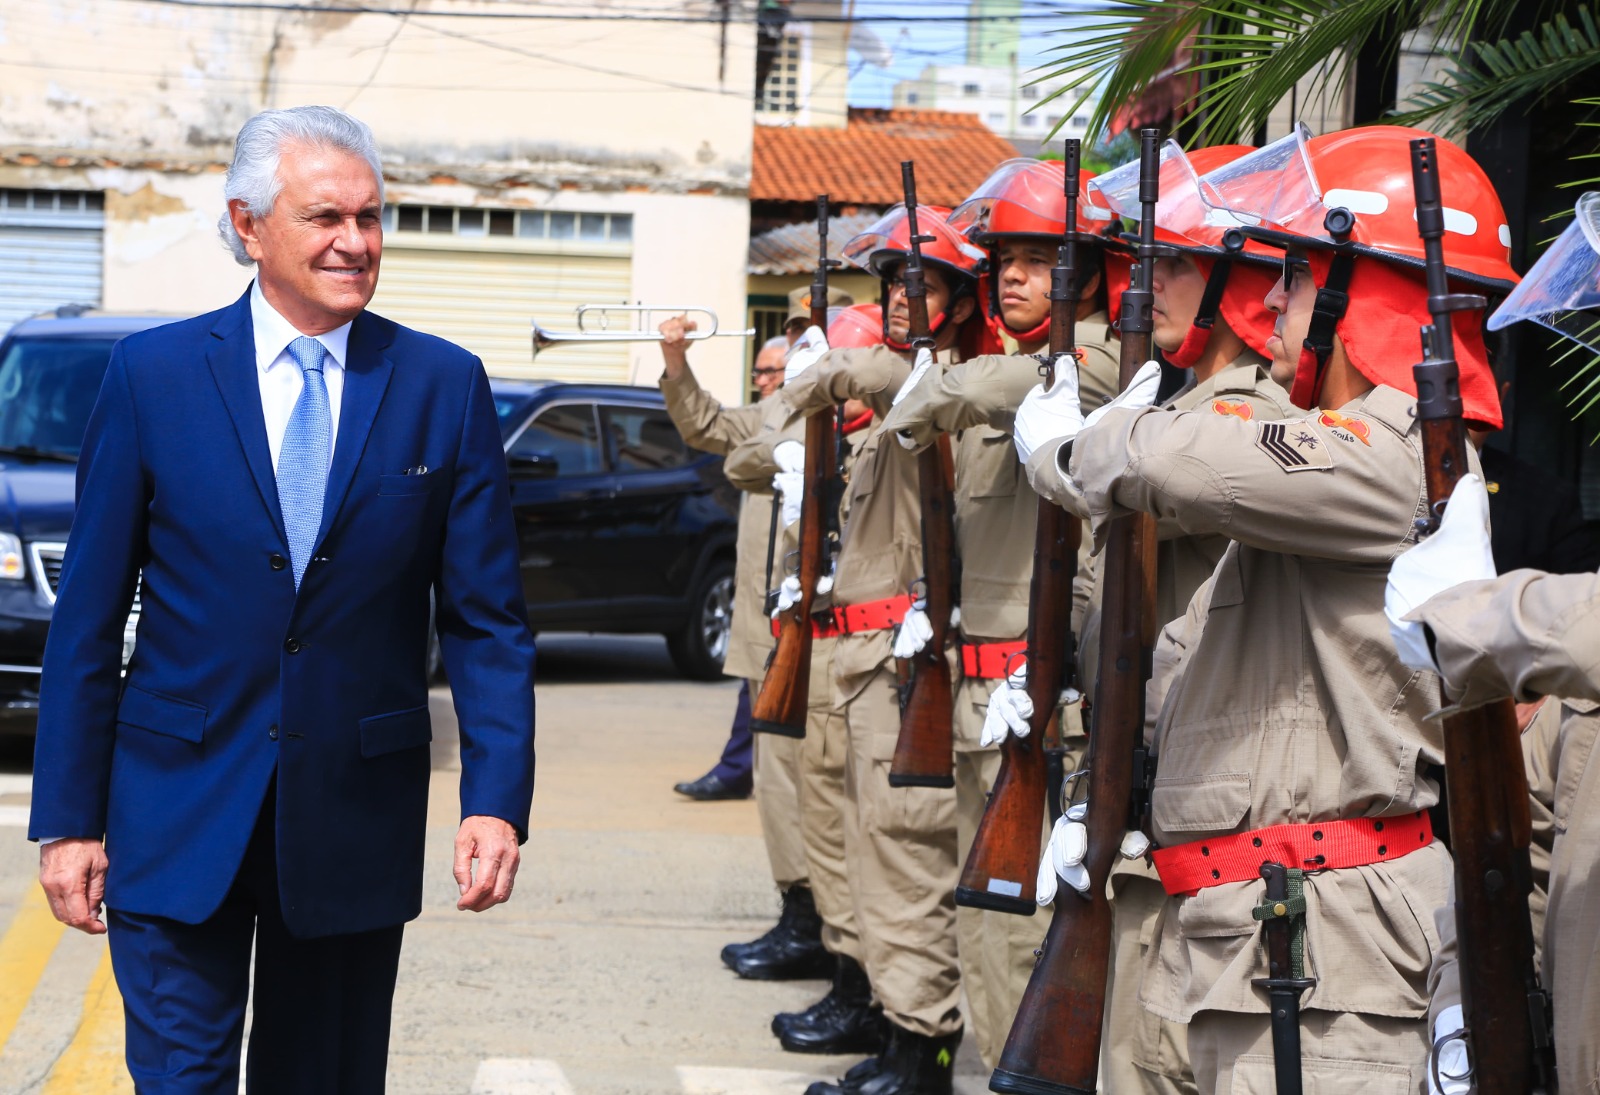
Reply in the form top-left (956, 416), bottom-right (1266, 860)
top-left (827, 303), bottom-right (885, 349)
top-left (1196, 125), bottom-right (1515, 425)
top-left (840, 204), bottom-right (986, 283)
top-left (947, 159), bottom-right (1115, 243)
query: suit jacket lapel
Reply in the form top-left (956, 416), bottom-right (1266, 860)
top-left (206, 293), bottom-right (287, 545)
top-left (317, 310), bottom-right (395, 547)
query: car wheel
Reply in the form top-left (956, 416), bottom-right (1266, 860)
top-left (667, 558), bottom-right (735, 681)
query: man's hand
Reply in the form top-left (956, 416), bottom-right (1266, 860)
top-left (658, 315), bottom-right (698, 380)
top-left (39, 838), bottom-right (109, 935)
top-left (454, 815), bottom-right (521, 913)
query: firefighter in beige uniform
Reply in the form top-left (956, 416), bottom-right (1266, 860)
top-left (1015, 127), bottom-right (1518, 1092)
top-left (876, 158), bottom-right (1119, 1068)
top-left (782, 205), bottom-right (987, 1095)
top-left (1053, 142), bottom-right (1299, 1094)
top-left (657, 328), bottom-right (828, 980)
top-left (1379, 190), bottom-right (1600, 1095)
top-left (722, 303), bottom-right (889, 1057)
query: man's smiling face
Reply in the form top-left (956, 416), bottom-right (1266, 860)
top-left (232, 140), bottom-right (383, 335)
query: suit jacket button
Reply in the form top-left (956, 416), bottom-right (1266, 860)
top-left (268, 724), bottom-right (279, 740)
top-left (284, 638), bottom-right (301, 654)
top-left (269, 553), bottom-right (287, 571)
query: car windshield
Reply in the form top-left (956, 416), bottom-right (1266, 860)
top-left (491, 391), bottom-right (542, 443)
top-left (0, 337), bottom-right (120, 460)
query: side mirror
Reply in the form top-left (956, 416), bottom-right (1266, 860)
top-left (508, 451), bottom-right (559, 479)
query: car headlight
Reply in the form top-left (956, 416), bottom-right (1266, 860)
top-left (0, 533), bottom-right (22, 581)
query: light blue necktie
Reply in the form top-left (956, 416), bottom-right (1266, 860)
top-left (276, 336), bottom-right (332, 588)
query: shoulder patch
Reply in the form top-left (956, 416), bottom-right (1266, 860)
top-left (1255, 419), bottom-right (1335, 473)
top-left (1318, 410), bottom-right (1372, 445)
top-left (1212, 399), bottom-right (1254, 422)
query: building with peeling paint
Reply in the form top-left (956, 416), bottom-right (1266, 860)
top-left (0, 0), bottom-right (758, 403)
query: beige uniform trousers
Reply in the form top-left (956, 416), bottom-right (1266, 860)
top-left (752, 677), bottom-right (809, 890)
top-left (1102, 863), bottom-right (1198, 1094)
top-left (1187, 1008), bottom-right (1427, 1095)
top-left (802, 637), bottom-right (860, 961)
top-left (843, 665), bottom-right (962, 1037)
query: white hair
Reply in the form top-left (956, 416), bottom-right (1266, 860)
top-left (217, 105), bottom-right (385, 266)
top-left (761, 335), bottom-right (789, 354)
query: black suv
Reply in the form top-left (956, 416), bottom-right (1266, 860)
top-left (0, 311), bottom-right (740, 733)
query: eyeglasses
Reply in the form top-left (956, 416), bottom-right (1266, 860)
top-left (1281, 254), bottom-right (1311, 291)
top-left (752, 367), bottom-right (785, 377)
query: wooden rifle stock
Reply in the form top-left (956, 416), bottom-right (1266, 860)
top-left (752, 194), bottom-right (839, 738)
top-left (1408, 138), bottom-right (1552, 1094)
top-left (992, 130), bottom-right (1163, 1095)
top-left (889, 161), bottom-right (959, 789)
top-left (958, 139), bottom-right (1085, 915)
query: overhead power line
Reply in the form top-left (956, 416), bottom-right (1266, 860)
top-left (117, 0), bottom-right (1087, 24)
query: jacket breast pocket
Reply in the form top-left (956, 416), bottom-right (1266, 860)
top-left (116, 684), bottom-right (207, 744)
top-left (359, 705), bottom-right (433, 758)
top-left (1152, 770), bottom-right (1252, 835)
top-left (378, 471), bottom-right (438, 498)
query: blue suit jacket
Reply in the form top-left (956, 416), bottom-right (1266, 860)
top-left (29, 289), bottom-right (537, 938)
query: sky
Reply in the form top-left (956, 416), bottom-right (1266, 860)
top-left (836, 0), bottom-right (1095, 107)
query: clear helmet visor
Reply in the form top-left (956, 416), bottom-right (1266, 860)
top-left (947, 158), bottom-right (1114, 237)
top-left (1087, 139), bottom-right (1251, 237)
top-left (1488, 191), bottom-right (1600, 351)
top-left (1196, 122), bottom-right (1327, 235)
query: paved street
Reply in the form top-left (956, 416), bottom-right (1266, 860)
top-left (0, 635), bottom-right (996, 1094)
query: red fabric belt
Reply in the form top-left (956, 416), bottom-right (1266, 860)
top-left (770, 615), bottom-right (843, 640)
top-left (1150, 811), bottom-right (1434, 897)
top-left (960, 640), bottom-right (1028, 680)
top-left (832, 594), bottom-right (915, 636)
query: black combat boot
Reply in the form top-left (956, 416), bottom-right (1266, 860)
top-left (772, 955), bottom-right (888, 1054)
top-left (803, 1023), bottom-right (961, 1095)
top-left (722, 885), bottom-right (834, 980)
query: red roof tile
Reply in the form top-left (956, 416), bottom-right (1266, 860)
top-left (752, 108), bottom-right (1021, 208)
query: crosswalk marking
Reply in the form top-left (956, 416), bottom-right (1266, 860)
top-left (0, 883), bottom-right (67, 1055)
top-left (42, 944), bottom-right (132, 1094)
top-left (472, 1057), bottom-right (577, 1095)
top-left (677, 1065), bottom-right (834, 1094)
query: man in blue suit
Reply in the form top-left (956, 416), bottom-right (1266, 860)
top-left (28, 105), bottom-right (537, 1093)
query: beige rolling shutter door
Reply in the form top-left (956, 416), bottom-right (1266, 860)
top-left (372, 246), bottom-right (632, 382)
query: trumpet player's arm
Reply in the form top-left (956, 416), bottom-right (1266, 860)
top-left (782, 347), bottom-right (910, 420)
top-left (658, 359), bottom-right (764, 456)
top-left (721, 411), bottom-right (807, 494)
top-left (880, 353), bottom-right (1042, 450)
top-left (1410, 568), bottom-right (1600, 710)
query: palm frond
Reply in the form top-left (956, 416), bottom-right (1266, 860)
top-left (1393, 6), bottom-right (1600, 136)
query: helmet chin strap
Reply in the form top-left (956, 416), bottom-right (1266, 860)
top-left (1163, 321), bottom-right (1213, 369)
top-left (1288, 253), bottom-right (1356, 409)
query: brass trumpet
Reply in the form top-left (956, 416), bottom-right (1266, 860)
top-left (530, 304), bottom-right (755, 360)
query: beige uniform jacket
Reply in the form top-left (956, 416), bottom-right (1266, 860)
top-left (659, 368), bottom-right (786, 682)
top-left (1028, 384), bottom-right (1454, 1021)
top-left (1076, 358), bottom-right (1295, 701)
top-left (776, 346), bottom-right (923, 707)
top-left (1428, 696), bottom-right (1600, 1091)
top-left (1415, 568), bottom-right (1600, 711)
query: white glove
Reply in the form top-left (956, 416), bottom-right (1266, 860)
top-left (890, 603), bottom-right (959, 659)
top-left (771, 574), bottom-right (802, 617)
top-left (1428, 1004), bottom-right (1472, 1095)
top-left (891, 347), bottom-right (936, 408)
top-left (784, 326), bottom-right (829, 386)
top-left (1013, 359), bottom-right (1161, 464)
top-left (1037, 802), bottom-right (1153, 905)
top-left (1385, 474), bottom-right (1496, 674)
top-left (773, 440), bottom-right (805, 475)
top-left (774, 471), bottom-right (804, 528)
top-left (981, 668), bottom-right (1033, 747)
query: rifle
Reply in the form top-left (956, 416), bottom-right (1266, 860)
top-left (1408, 137), bottom-right (1553, 1095)
top-left (888, 161), bottom-right (960, 789)
top-left (957, 140), bottom-right (1086, 916)
top-left (751, 194), bottom-right (840, 737)
top-left (991, 129), bottom-right (1163, 1095)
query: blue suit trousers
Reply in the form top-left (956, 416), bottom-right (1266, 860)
top-left (107, 781), bottom-right (405, 1094)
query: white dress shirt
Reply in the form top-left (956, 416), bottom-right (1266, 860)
top-left (250, 279), bottom-right (351, 469)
